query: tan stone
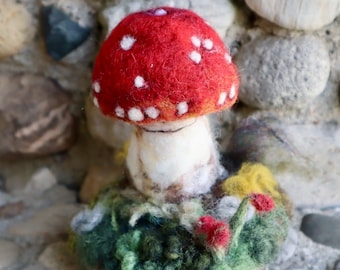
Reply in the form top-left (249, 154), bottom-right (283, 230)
top-left (80, 164), bottom-right (124, 203)
top-left (38, 241), bottom-right (81, 270)
top-left (9, 204), bottom-right (81, 243)
top-left (0, 0), bottom-right (35, 58)
top-left (0, 239), bottom-right (21, 270)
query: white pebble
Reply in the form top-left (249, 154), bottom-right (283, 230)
top-left (189, 51), bottom-right (202, 64)
top-left (115, 106), bottom-right (125, 118)
top-left (92, 81), bottom-right (101, 93)
top-left (120, 35), bottom-right (136, 51)
top-left (203, 39), bottom-right (213, 50)
top-left (154, 8), bottom-right (167, 16)
top-left (229, 84), bottom-right (236, 99)
top-left (177, 101), bottom-right (188, 115)
top-left (225, 53), bottom-right (232, 64)
top-left (217, 92), bottom-right (227, 105)
top-left (93, 97), bottom-right (99, 108)
top-left (134, 76), bottom-right (145, 88)
top-left (145, 107), bottom-right (160, 119)
top-left (128, 107), bottom-right (144, 122)
top-left (191, 36), bottom-right (201, 48)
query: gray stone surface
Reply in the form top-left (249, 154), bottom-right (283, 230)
top-left (269, 230), bottom-right (340, 270)
top-left (236, 35), bottom-right (330, 109)
top-left (225, 117), bottom-right (340, 207)
top-left (0, 73), bottom-right (76, 158)
top-left (8, 204), bottom-right (80, 244)
top-left (300, 213), bottom-right (340, 249)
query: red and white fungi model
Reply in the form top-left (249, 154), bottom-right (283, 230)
top-left (92, 7), bottom-right (239, 201)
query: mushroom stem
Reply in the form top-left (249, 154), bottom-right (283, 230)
top-left (126, 116), bottom-right (225, 202)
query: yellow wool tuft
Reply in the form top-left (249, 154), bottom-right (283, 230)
top-left (114, 141), bottom-right (130, 165)
top-left (221, 163), bottom-right (282, 203)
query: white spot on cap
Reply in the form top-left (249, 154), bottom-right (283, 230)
top-left (225, 53), bottom-right (232, 64)
top-left (218, 92), bottom-right (227, 105)
top-left (92, 81), bottom-right (101, 93)
top-left (115, 106), bottom-right (124, 118)
top-left (191, 36), bottom-right (201, 48)
top-left (203, 39), bottom-right (213, 50)
top-left (154, 8), bottom-right (167, 16)
top-left (128, 107), bottom-right (144, 122)
top-left (93, 97), bottom-right (99, 108)
top-left (177, 102), bottom-right (188, 115)
top-left (134, 76), bottom-right (145, 88)
top-left (120, 35), bottom-right (136, 51)
top-left (145, 107), bottom-right (160, 119)
top-left (229, 84), bottom-right (236, 99)
top-left (189, 51), bottom-right (202, 64)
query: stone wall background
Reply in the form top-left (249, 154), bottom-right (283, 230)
top-left (0, 0), bottom-right (339, 269)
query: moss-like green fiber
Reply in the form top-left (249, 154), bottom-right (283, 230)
top-left (72, 189), bottom-right (289, 270)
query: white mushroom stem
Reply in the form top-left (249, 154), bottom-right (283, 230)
top-left (126, 116), bottom-right (225, 202)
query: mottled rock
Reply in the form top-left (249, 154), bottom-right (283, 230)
top-left (236, 36), bottom-right (330, 109)
top-left (85, 94), bottom-right (132, 149)
top-left (25, 167), bottom-right (57, 194)
top-left (38, 241), bottom-right (81, 270)
top-left (9, 204), bottom-right (81, 243)
top-left (226, 118), bottom-right (340, 206)
top-left (0, 201), bottom-right (24, 219)
top-left (0, 73), bottom-right (76, 158)
top-left (0, 191), bottom-right (22, 218)
top-left (225, 117), bottom-right (295, 169)
top-left (101, 0), bottom-right (235, 38)
top-left (245, 0), bottom-right (340, 30)
top-left (0, 0), bottom-right (35, 59)
top-left (40, 0), bottom-right (94, 61)
top-left (300, 213), bottom-right (340, 249)
top-left (275, 122), bottom-right (340, 207)
top-left (0, 239), bottom-right (21, 269)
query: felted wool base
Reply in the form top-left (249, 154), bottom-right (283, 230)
top-left (71, 163), bottom-right (290, 270)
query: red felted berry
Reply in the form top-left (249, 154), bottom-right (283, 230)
top-left (249, 193), bottom-right (275, 212)
top-left (195, 215), bottom-right (216, 234)
top-left (206, 221), bottom-right (231, 249)
top-left (91, 6), bottom-right (239, 124)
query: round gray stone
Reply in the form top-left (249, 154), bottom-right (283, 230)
top-left (236, 35), bottom-right (330, 109)
top-left (300, 213), bottom-right (340, 249)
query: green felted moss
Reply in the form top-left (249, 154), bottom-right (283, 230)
top-left (72, 187), bottom-right (289, 270)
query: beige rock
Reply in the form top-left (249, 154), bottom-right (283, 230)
top-left (80, 164), bottom-right (125, 203)
top-left (0, 73), bottom-right (76, 158)
top-left (38, 241), bottom-right (81, 270)
top-left (25, 167), bottom-right (57, 194)
top-left (0, 239), bottom-right (21, 270)
top-left (245, 0), bottom-right (340, 30)
top-left (101, 0), bottom-right (235, 38)
top-left (0, 0), bottom-right (35, 59)
top-left (9, 204), bottom-right (81, 243)
top-left (85, 94), bottom-right (132, 149)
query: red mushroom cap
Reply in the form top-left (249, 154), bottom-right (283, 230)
top-left (92, 6), bottom-right (239, 124)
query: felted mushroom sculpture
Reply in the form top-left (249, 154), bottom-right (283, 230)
top-left (91, 7), bottom-right (239, 202)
